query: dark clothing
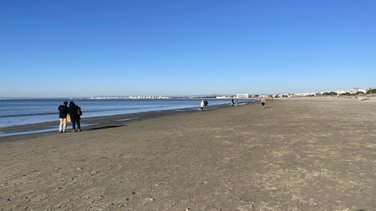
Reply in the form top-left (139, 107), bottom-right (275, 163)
top-left (71, 118), bottom-right (81, 131)
top-left (204, 100), bottom-right (208, 106)
top-left (68, 105), bottom-right (81, 120)
top-left (68, 104), bottom-right (82, 130)
top-left (58, 105), bottom-right (68, 118)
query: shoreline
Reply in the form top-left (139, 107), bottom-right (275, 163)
top-left (0, 101), bottom-right (255, 142)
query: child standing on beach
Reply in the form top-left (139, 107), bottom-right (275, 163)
top-left (58, 101), bottom-right (68, 133)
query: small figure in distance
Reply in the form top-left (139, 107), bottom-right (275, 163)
top-left (200, 99), bottom-right (205, 111)
top-left (231, 97), bottom-right (235, 106)
top-left (58, 101), bottom-right (68, 133)
top-left (260, 96), bottom-right (266, 109)
top-left (204, 99), bottom-right (208, 111)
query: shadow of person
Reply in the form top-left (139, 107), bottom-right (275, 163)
top-left (86, 125), bottom-right (123, 131)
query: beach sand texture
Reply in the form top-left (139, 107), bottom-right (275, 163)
top-left (1, 98), bottom-right (376, 210)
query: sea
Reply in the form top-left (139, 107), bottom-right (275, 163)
top-left (0, 98), bottom-right (255, 129)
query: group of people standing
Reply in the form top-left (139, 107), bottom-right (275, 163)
top-left (57, 97), bottom-right (265, 132)
top-left (58, 101), bottom-right (82, 133)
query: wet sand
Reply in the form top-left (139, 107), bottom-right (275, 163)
top-left (1, 97), bottom-right (376, 210)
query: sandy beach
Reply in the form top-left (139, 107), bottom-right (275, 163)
top-left (1, 97), bottom-right (376, 210)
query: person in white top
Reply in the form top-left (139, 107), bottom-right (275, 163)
top-left (200, 100), bottom-right (205, 111)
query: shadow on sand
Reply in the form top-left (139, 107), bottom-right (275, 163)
top-left (86, 125), bottom-right (123, 131)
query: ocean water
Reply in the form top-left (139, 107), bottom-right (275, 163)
top-left (0, 98), bottom-right (255, 128)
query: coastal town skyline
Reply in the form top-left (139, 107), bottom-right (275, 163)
top-left (1, 1), bottom-right (375, 98)
top-left (1, 86), bottom-right (374, 100)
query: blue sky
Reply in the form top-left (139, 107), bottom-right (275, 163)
top-left (0, 0), bottom-right (375, 97)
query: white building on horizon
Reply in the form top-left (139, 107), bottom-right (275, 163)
top-left (216, 96), bottom-right (231, 99)
top-left (128, 96), bottom-right (170, 99)
top-left (236, 93), bottom-right (250, 99)
top-left (351, 87), bottom-right (367, 94)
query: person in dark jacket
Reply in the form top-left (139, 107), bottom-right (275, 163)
top-left (58, 101), bottom-right (68, 133)
top-left (68, 101), bottom-right (82, 132)
top-left (203, 99), bottom-right (208, 111)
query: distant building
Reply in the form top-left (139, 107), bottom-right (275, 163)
top-left (336, 90), bottom-right (348, 95)
top-left (292, 92), bottom-right (318, 97)
top-left (351, 88), bottom-right (367, 94)
top-left (128, 96), bottom-right (170, 99)
top-left (216, 96), bottom-right (230, 99)
top-left (236, 93), bottom-right (250, 99)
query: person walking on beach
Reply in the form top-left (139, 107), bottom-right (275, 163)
top-left (204, 99), bottom-right (208, 111)
top-left (68, 101), bottom-right (82, 132)
top-left (58, 101), bottom-right (68, 133)
top-left (261, 97), bottom-right (266, 109)
top-left (200, 99), bottom-right (205, 111)
top-left (231, 97), bottom-right (238, 107)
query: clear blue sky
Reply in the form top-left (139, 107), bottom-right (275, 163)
top-left (1, 0), bottom-right (375, 97)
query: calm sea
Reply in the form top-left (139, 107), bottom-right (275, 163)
top-left (0, 98), bottom-right (254, 128)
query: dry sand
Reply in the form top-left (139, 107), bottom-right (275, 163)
top-left (1, 98), bottom-right (376, 210)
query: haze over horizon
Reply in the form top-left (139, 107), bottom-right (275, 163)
top-left (1, 0), bottom-right (375, 98)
